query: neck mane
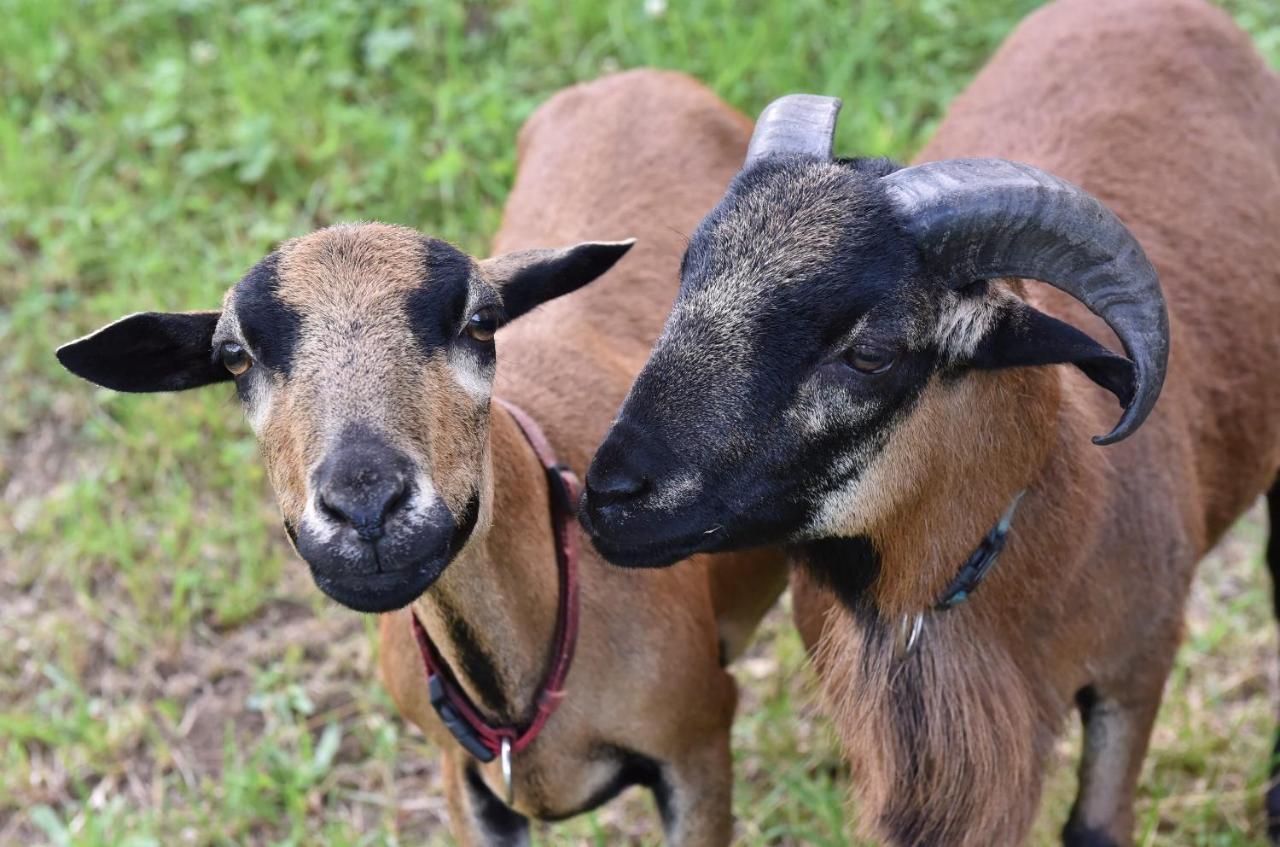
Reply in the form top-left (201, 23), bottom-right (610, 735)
top-left (798, 364), bottom-right (1091, 846)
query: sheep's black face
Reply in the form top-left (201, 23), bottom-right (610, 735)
top-left (584, 157), bottom-right (950, 566)
top-left (584, 154), bottom-right (1137, 568)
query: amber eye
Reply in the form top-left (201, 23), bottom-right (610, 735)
top-left (465, 307), bottom-right (500, 342)
top-left (844, 345), bottom-right (896, 375)
top-left (219, 341), bottom-right (252, 376)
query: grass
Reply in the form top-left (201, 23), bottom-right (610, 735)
top-left (2, 0), bottom-right (1278, 844)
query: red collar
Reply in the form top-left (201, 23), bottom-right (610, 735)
top-left (410, 397), bottom-right (581, 763)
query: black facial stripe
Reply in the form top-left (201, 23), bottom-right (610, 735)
top-left (709, 342), bottom-right (936, 540)
top-left (233, 374), bottom-right (253, 404)
top-left (646, 154), bottom-right (928, 474)
top-left (232, 253), bottom-right (301, 374)
top-left (407, 237), bottom-right (478, 354)
top-left (799, 355), bottom-right (934, 498)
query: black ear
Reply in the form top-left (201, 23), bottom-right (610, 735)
top-left (56, 311), bottom-right (232, 393)
top-left (481, 239), bottom-right (635, 321)
top-left (971, 301), bottom-right (1136, 408)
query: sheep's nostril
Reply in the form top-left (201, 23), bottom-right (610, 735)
top-left (316, 474), bottom-right (409, 543)
top-left (318, 493), bottom-right (345, 524)
top-left (385, 480), bottom-right (411, 517)
top-left (586, 464), bottom-right (651, 507)
top-left (586, 421), bottom-right (671, 511)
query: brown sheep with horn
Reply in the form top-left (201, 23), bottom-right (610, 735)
top-left (581, 1), bottom-right (1280, 844)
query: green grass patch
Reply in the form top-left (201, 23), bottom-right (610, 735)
top-left (3, 0), bottom-right (1278, 844)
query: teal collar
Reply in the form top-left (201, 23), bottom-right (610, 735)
top-left (934, 490), bottom-right (1026, 611)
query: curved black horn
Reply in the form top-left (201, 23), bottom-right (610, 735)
top-left (745, 94), bottom-right (843, 166)
top-left (881, 158), bottom-right (1169, 446)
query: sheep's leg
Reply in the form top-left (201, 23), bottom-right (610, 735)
top-left (1266, 478), bottom-right (1280, 845)
top-left (441, 749), bottom-right (531, 847)
top-left (657, 734), bottom-right (735, 847)
top-left (1062, 682), bottom-right (1165, 847)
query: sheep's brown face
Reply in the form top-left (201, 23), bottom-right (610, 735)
top-left (215, 224), bottom-right (496, 612)
top-left (58, 222), bottom-right (632, 613)
top-left (582, 158), bottom-right (1134, 568)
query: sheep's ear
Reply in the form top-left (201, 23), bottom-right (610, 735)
top-left (481, 239), bottom-right (635, 321)
top-left (971, 301), bottom-right (1136, 408)
top-left (57, 311), bottom-right (232, 393)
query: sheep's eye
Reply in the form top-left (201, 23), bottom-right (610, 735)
top-left (844, 345), bottom-right (895, 376)
top-left (220, 342), bottom-right (252, 376)
top-left (465, 307), bottom-right (500, 342)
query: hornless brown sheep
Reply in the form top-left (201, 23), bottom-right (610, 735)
top-left (57, 70), bottom-right (786, 846)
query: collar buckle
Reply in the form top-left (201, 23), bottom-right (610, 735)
top-left (500, 737), bottom-right (514, 806)
top-left (895, 613), bottom-right (925, 659)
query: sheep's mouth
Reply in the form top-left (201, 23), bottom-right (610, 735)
top-left (579, 506), bottom-right (728, 568)
top-left (311, 559), bottom-right (449, 613)
top-left (579, 466), bottom-right (812, 568)
top-left (296, 491), bottom-right (479, 614)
